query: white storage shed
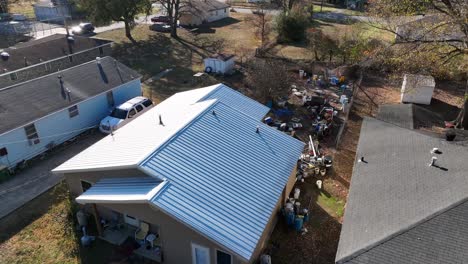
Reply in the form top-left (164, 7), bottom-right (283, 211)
top-left (203, 54), bottom-right (235, 74)
top-left (401, 74), bottom-right (436, 105)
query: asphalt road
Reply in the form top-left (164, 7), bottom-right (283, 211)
top-left (0, 132), bottom-right (103, 220)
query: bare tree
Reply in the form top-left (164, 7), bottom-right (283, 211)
top-left (246, 58), bottom-right (292, 103)
top-left (367, 0), bottom-right (468, 128)
top-left (157, 0), bottom-right (183, 38)
top-left (0, 0), bottom-right (8, 13)
top-left (248, 5), bottom-right (272, 47)
top-left (278, 0), bottom-right (297, 12)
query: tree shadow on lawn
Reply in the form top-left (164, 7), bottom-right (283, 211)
top-left (111, 34), bottom-right (196, 81)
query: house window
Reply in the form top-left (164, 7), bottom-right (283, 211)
top-left (216, 250), bottom-right (232, 264)
top-left (81, 180), bottom-right (92, 193)
top-left (99, 47), bottom-right (104, 55)
top-left (124, 213), bottom-right (139, 227)
top-left (24, 123), bottom-right (40, 145)
top-left (68, 105), bottom-right (79, 118)
top-left (142, 99), bottom-right (153, 107)
top-left (192, 243), bottom-right (210, 264)
top-left (106, 91), bottom-right (115, 107)
top-left (9, 72), bottom-right (17, 81)
top-left (128, 109), bottom-right (136, 118)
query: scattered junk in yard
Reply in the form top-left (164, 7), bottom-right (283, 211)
top-left (276, 65), bottom-right (356, 233)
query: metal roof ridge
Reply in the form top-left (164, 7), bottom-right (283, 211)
top-left (136, 99), bottom-right (220, 166)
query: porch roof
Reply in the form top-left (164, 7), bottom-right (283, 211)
top-left (76, 177), bottom-right (166, 204)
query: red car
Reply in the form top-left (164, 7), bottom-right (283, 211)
top-left (151, 16), bottom-right (171, 23)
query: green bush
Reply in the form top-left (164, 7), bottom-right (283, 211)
top-left (275, 11), bottom-right (309, 43)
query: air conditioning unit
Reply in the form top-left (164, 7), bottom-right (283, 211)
top-left (28, 138), bottom-right (40, 145)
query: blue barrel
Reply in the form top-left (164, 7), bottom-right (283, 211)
top-left (295, 217), bottom-right (304, 231)
top-left (303, 213), bottom-right (309, 223)
top-left (286, 211), bottom-right (295, 226)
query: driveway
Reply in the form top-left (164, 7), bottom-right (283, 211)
top-left (0, 132), bottom-right (104, 219)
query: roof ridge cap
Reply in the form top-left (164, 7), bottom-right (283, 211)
top-left (338, 196), bottom-right (468, 263)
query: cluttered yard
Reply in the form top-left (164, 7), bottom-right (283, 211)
top-left (1, 1), bottom-right (466, 263)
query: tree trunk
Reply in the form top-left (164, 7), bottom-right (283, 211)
top-left (171, 0), bottom-right (179, 38)
top-left (461, 81), bottom-right (468, 129)
top-left (124, 20), bottom-right (137, 44)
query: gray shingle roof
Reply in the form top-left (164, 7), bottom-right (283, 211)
top-left (0, 56), bottom-right (141, 135)
top-left (336, 117), bottom-right (468, 264)
top-left (0, 34), bottom-right (111, 73)
top-left (377, 104), bottom-right (444, 130)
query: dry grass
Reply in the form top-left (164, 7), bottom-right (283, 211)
top-left (8, 0), bottom-right (36, 18)
top-left (97, 12), bottom-right (258, 102)
top-left (0, 183), bottom-right (79, 264)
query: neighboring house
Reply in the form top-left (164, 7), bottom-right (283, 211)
top-left (53, 83), bottom-right (304, 264)
top-left (0, 34), bottom-right (112, 88)
top-left (33, 0), bottom-right (71, 23)
top-left (395, 15), bottom-right (465, 43)
top-left (203, 53), bottom-right (235, 74)
top-left (400, 74), bottom-right (435, 105)
top-left (0, 56), bottom-right (142, 170)
top-left (335, 113), bottom-right (468, 264)
top-left (179, 0), bottom-right (230, 26)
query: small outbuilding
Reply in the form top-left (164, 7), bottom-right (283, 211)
top-left (401, 74), bottom-right (435, 105)
top-left (203, 53), bottom-right (235, 74)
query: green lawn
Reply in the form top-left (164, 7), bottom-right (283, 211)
top-left (317, 191), bottom-right (345, 218)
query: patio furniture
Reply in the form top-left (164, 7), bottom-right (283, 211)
top-left (145, 233), bottom-right (158, 249)
top-left (135, 221), bottom-right (149, 243)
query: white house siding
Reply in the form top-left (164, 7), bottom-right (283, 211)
top-left (206, 8), bottom-right (230, 22)
top-left (180, 8), bottom-right (229, 26)
top-left (0, 79), bottom-right (141, 169)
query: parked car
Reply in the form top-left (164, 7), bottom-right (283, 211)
top-left (71, 23), bottom-right (95, 35)
top-left (149, 22), bottom-right (171, 33)
top-left (151, 16), bottom-right (170, 23)
top-left (99, 96), bottom-right (154, 134)
top-left (11, 14), bottom-right (27, 21)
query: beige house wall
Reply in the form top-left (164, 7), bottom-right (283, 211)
top-left (65, 164), bottom-right (298, 263)
top-left (64, 168), bottom-right (145, 195)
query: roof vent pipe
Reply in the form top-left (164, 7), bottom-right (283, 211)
top-left (429, 156), bottom-right (437, 167)
top-left (96, 57), bottom-right (101, 65)
top-left (256, 126), bottom-right (260, 133)
top-left (1, 51), bottom-right (10, 61)
top-left (446, 130), bottom-right (456, 141)
top-left (159, 114), bottom-right (164, 126)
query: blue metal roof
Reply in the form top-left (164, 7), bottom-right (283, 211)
top-left (76, 177), bottom-right (164, 204)
top-left (141, 102), bottom-right (304, 261)
top-left (199, 84), bottom-right (270, 121)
